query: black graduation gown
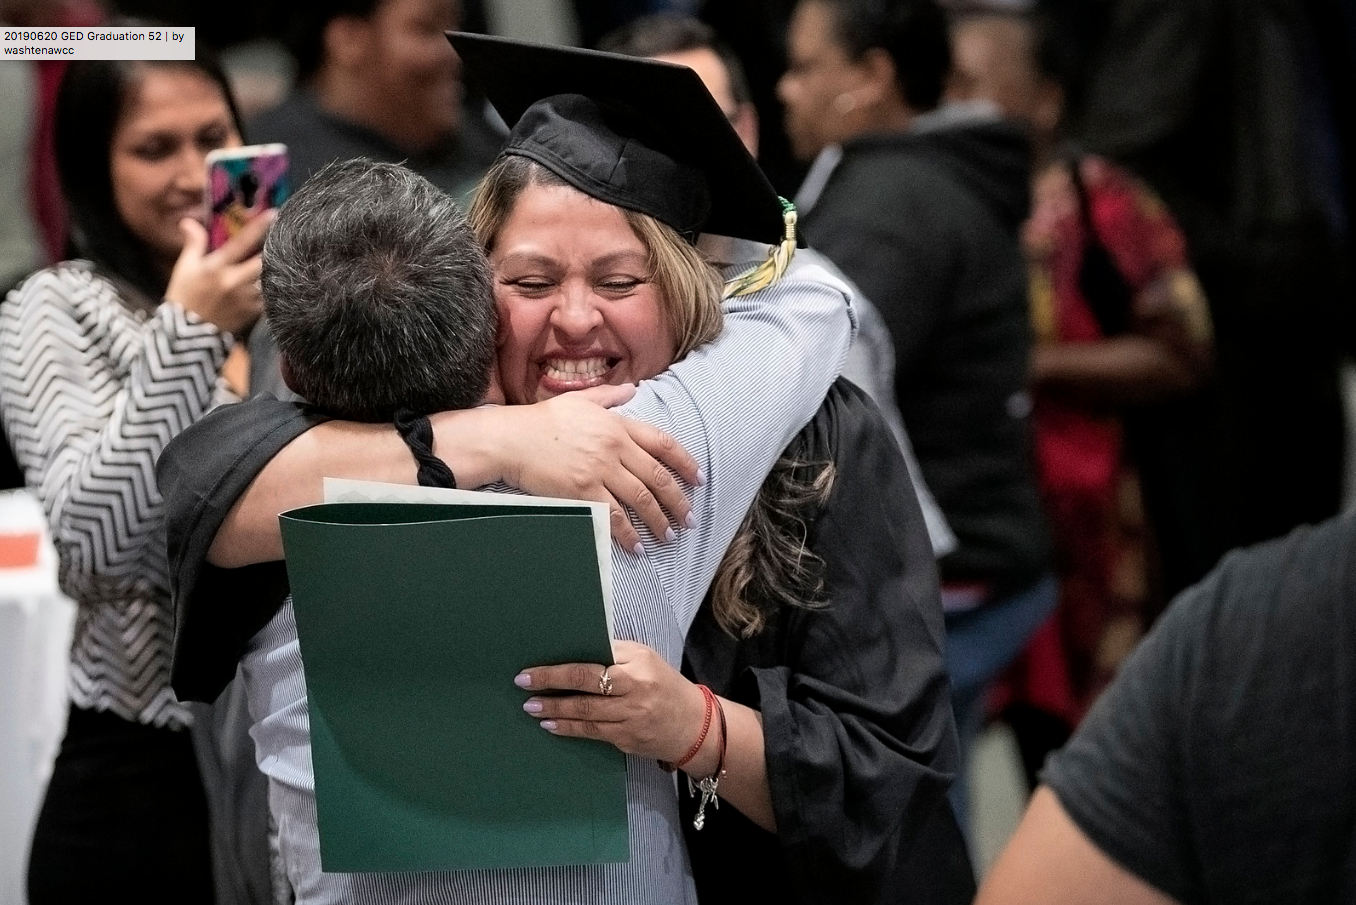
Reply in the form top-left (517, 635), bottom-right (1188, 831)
top-left (158, 398), bottom-right (331, 703)
top-left (681, 379), bottom-right (974, 905)
top-left (157, 385), bottom-right (973, 902)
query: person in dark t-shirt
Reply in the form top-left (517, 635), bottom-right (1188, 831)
top-left (976, 512), bottom-right (1356, 904)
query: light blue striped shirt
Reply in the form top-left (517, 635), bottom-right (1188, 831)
top-left (239, 249), bottom-right (855, 904)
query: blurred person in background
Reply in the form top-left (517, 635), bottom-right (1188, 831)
top-left (0, 55), bottom-right (267, 902)
top-left (777, 0), bottom-right (1052, 836)
top-left (246, 0), bottom-right (502, 401)
top-left (572, 0), bottom-right (698, 48)
top-left (1071, 0), bottom-right (1354, 596)
top-left (697, 0), bottom-right (809, 197)
top-left (252, 0), bottom-right (499, 197)
top-left (946, 3), bottom-right (1213, 787)
top-left (0, 0), bottom-right (105, 266)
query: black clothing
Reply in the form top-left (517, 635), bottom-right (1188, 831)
top-left (682, 379), bottom-right (972, 905)
top-left (248, 91), bottom-right (502, 202)
top-left (27, 707), bottom-right (214, 905)
top-left (159, 399), bottom-right (328, 703)
top-left (450, 34), bottom-right (786, 246)
top-left (800, 119), bottom-right (1048, 597)
top-left (1044, 513), bottom-right (1356, 904)
top-left (1074, 0), bottom-right (1353, 592)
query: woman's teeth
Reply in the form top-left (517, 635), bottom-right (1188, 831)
top-left (543, 358), bottom-right (611, 380)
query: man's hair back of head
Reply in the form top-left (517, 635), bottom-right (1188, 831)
top-left (818, 0), bottom-right (951, 112)
top-left (263, 158), bottom-right (495, 422)
top-left (597, 13), bottom-right (754, 107)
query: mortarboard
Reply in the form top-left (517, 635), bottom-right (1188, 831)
top-left (448, 31), bottom-right (792, 251)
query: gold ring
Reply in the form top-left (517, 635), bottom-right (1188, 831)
top-left (599, 667), bottom-right (614, 696)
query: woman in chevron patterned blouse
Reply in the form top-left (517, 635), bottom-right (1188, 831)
top-left (0, 56), bottom-right (268, 903)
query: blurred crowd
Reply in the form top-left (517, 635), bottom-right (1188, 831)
top-left (1, 0), bottom-right (1353, 902)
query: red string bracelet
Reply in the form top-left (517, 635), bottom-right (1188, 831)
top-left (659, 684), bottom-right (715, 772)
top-left (709, 694), bottom-right (728, 779)
top-left (689, 693), bottom-right (727, 831)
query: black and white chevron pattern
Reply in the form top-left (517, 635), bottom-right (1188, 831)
top-left (0, 262), bottom-right (232, 728)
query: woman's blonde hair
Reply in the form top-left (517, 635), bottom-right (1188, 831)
top-left (469, 152), bottom-right (832, 639)
top-left (466, 155), bottom-right (722, 358)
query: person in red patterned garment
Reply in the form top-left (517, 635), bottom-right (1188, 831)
top-left (947, 3), bottom-right (1213, 784)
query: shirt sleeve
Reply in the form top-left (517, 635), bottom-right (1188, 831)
top-left (1084, 158), bottom-right (1213, 372)
top-left (0, 265), bottom-right (231, 602)
top-left (1041, 574), bottom-right (1208, 904)
top-left (617, 253), bottom-right (855, 634)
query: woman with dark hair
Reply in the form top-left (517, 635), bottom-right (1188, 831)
top-left (0, 55), bottom-right (268, 902)
top-left (948, 6), bottom-right (1213, 787)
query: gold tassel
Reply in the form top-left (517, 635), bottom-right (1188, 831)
top-left (723, 197), bottom-right (798, 299)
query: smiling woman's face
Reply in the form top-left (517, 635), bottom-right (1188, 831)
top-left (491, 182), bottom-right (678, 404)
top-left (110, 66), bottom-right (240, 270)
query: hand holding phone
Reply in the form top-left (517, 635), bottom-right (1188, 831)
top-left (166, 211), bottom-right (271, 335)
top-left (205, 143), bottom-right (291, 252)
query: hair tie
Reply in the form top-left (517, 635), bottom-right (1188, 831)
top-left (394, 410), bottom-right (457, 489)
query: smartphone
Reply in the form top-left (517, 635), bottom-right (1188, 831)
top-left (205, 143), bottom-right (291, 251)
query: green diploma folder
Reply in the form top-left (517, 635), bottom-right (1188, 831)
top-left (278, 485), bottom-right (629, 872)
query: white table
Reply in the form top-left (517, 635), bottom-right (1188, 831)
top-left (0, 492), bottom-right (74, 905)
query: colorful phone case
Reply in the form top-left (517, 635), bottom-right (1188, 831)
top-left (207, 145), bottom-right (291, 250)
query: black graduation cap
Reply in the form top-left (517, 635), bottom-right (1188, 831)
top-left (448, 31), bottom-right (786, 245)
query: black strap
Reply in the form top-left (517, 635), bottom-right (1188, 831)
top-left (1067, 154), bottom-right (1135, 337)
top-left (393, 410), bottom-right (457, 489)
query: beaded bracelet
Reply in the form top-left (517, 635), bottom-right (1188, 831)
top-left (659, 684), bottom-right (715, 773)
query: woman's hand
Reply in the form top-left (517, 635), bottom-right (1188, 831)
top-left (515, 640), bottom-right (708, 763)
top-left (448, 384), bottom-right (702, 553)
top-left (164, 213), bottom-right (271, 335)
top-left (517, 639), bottom-right (777, 831)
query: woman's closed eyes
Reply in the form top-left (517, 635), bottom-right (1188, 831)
top-left (129, 123), bottom-right (232, 163)
top-left (499, 273), bottom-right (652, 297)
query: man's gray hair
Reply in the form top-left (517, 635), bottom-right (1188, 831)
top-left (262, 159), bottom-right (496, 422)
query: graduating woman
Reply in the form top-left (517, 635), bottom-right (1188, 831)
top-left (160, 35), bottom-right (965, 904)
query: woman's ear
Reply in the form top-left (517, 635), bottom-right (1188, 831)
top-left (858, 47), bottom-right (904, 110)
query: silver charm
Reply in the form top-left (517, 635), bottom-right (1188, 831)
top-left (688, 774), bottom-right (722, 831)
